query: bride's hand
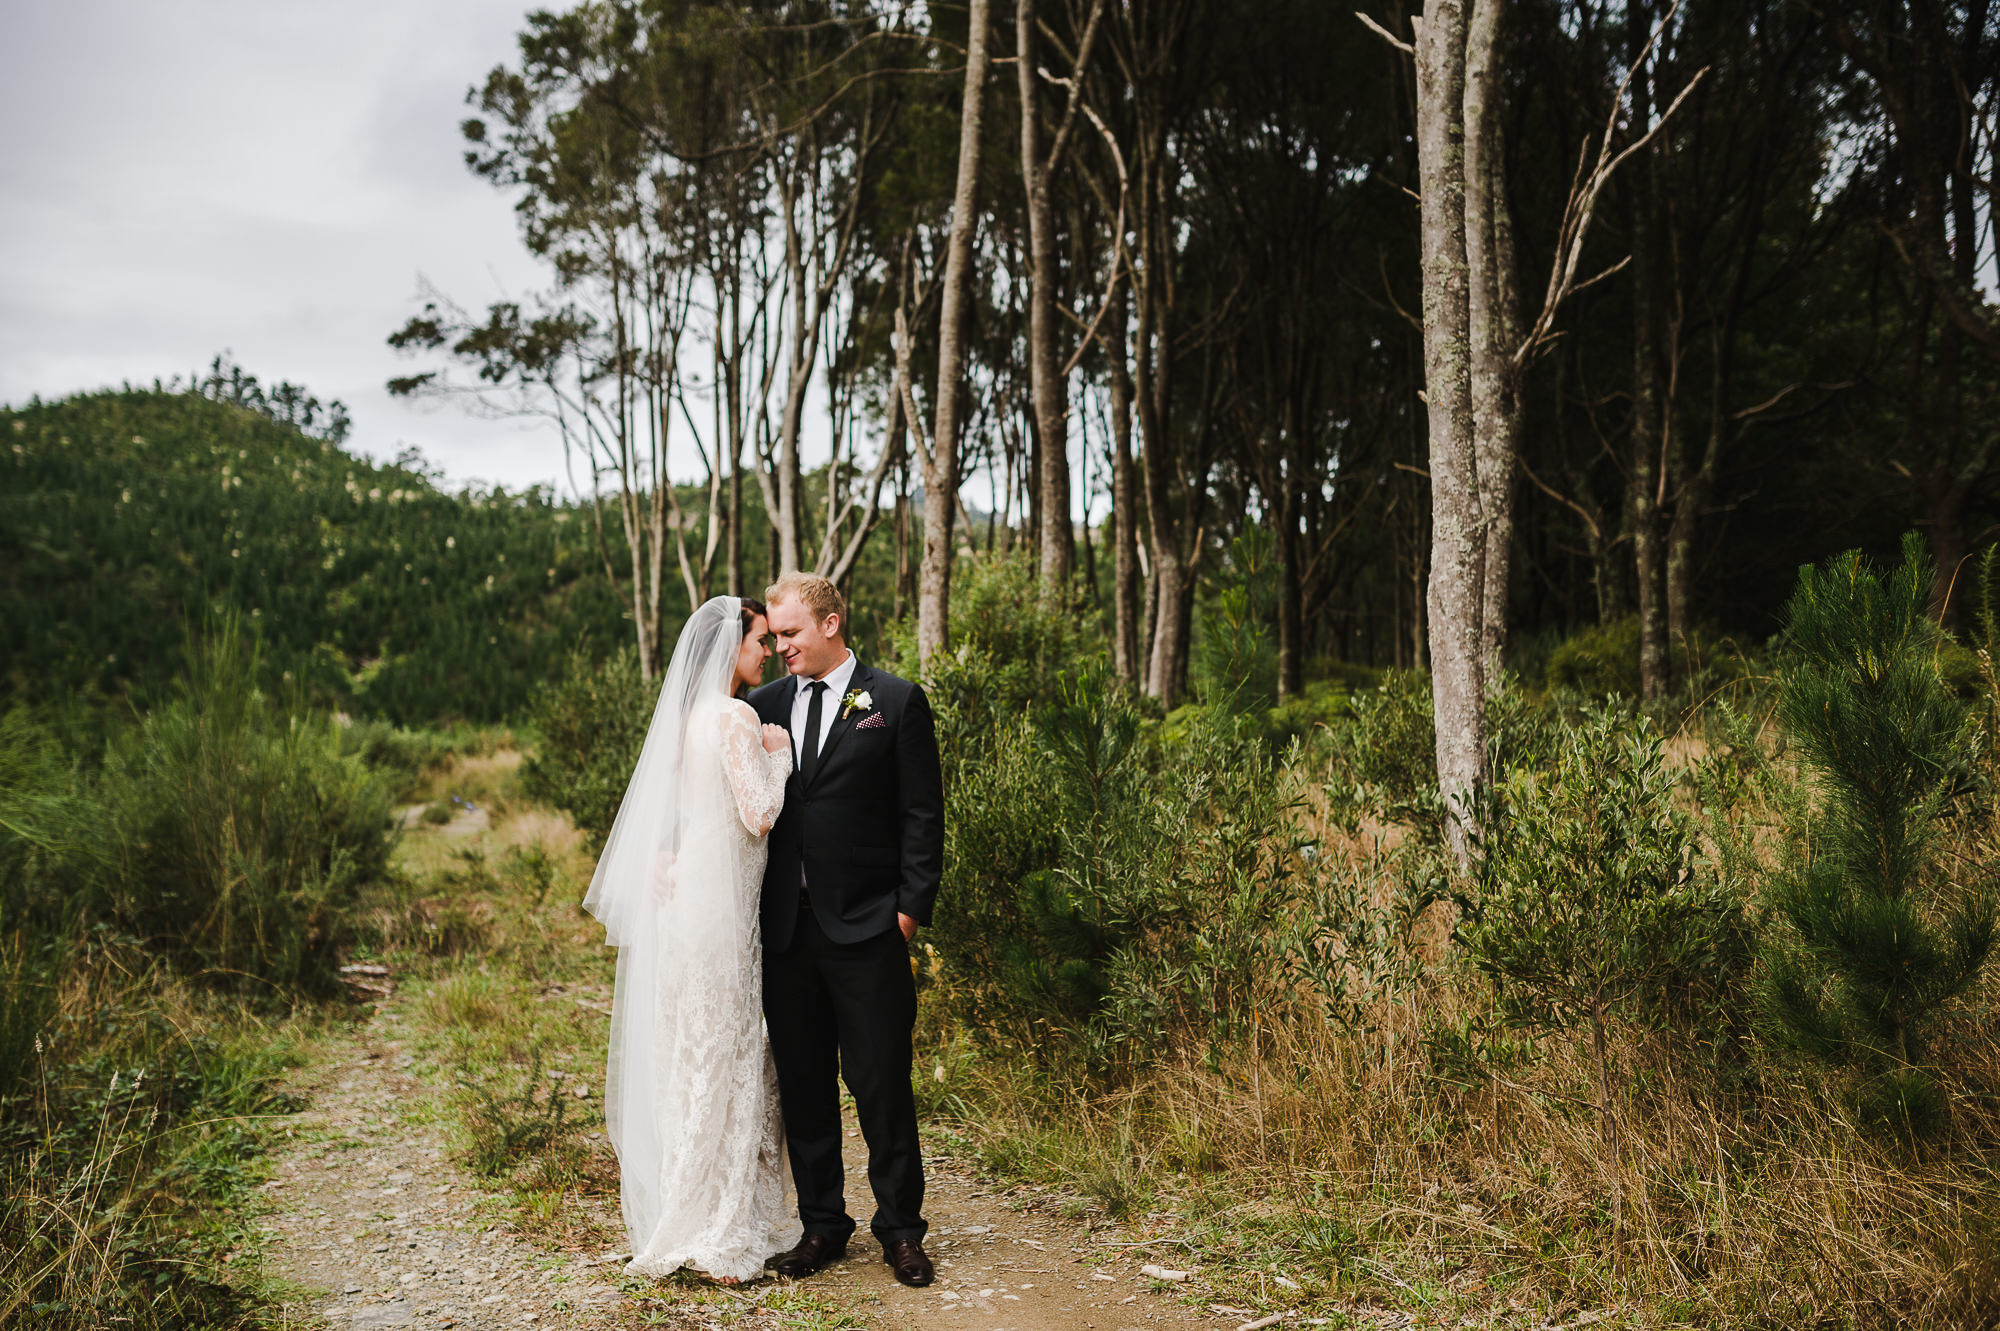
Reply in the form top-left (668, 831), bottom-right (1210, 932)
top-left (760, 723), bottom-right (790, 754)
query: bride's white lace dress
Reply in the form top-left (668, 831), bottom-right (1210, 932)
top-left (615, 696), bottom-right (795, 1281)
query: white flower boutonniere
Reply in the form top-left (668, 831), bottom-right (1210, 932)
top-left (841, 688), bottom-right (874, 720)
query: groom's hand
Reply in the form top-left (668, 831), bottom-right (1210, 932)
top-left (898, 912), bottom-right (918, 942)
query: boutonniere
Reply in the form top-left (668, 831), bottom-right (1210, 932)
top-left (840, 688), bottom-right (874, 720)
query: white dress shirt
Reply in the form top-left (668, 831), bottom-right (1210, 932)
top-left (788, 649), bottom-right (857, 766)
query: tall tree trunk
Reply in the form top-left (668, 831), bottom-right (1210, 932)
top-left (1629, 147), bottom-right (1668, 700)
top-left (1275, 473), bottom-right (1304, 699)
top-left (1666, 368), bottom-right (1724, 648)
top-left (1136, 293), bottom-right (1186, 702)
top-left (775, 160), bottom-right (810, 574)
top-left (1417, 0), bottom-right (1486, 865)
top-left (1019, 0), bottom-right (1072, 601)
top-left (1274, 401), bottom-right (1305, 699)
top-left (1109, 289), bottom-right (1141, 684)
top-left (919, 0), bottom-right (992, 662)
top-left (1465, 0), bottom-right (1521, 682)
top-left (1132, 119), bottom-right (1191, 706)
top-left (1626, 8), bottom-right (1668, 700)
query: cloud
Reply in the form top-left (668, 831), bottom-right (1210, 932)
top-left (0, 0), bottom-right (565, 490)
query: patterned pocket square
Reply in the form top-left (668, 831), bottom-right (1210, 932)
top-left (853, 710), bottom-right (887, 731)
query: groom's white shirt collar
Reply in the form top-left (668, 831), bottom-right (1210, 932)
top-left (789, 648), bottom-right (858, 760)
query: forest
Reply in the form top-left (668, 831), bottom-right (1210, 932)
top-left (385, 0), bottom-right (1995, 704)
top-left (8, 1), bottom-right (2000, 1328)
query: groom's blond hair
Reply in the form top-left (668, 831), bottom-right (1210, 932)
top-left (765, 571), bottom-right (846, 626)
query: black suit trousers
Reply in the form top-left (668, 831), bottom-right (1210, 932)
top-left (761, 909), bottom-right (926, 1246)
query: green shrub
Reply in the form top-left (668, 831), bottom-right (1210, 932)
top-left (0, 998), bottom-right (301, 1329)
top-left (91, 631), bottom-right (393, 993)
top-left (1323, 670), bottom-right (1560, 841)
top-left (896, 553), bottom-right (1100, 746)
top-left (932, 659), bottom-right (1295, 1071)
top-left (519, 643), bottom-right (652, 845)
top-left (1760, 534), bottom-right (1995, 1130)
top-left (1, 627), bottom-right (391, 1001)
top-left (1462, 706), bottom-right (1747, 1238)
top-left (1543, 616), bottom-right (1644, 698)
top-left (0, 713), bottom-right (89, 1102)
top-left (1466, 707), bottom-right (1747, 1049)
top-left (338, 719), bottom-right (485, 800)
top-left (1262, 676), bottom-right (1354, 747)
top-left (1193, 528), bottom-right (1279, 715)
top-left (1539, 614), bottom-right (1758, 706)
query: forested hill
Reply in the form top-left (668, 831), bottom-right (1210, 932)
top-left (1, 388), bottom-right (630, 723)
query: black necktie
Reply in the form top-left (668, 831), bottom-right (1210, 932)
top-left (800, 680), bottom-right (827, 784)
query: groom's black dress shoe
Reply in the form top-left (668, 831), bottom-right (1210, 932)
top-left (769, 1233), bottom-right (846, 1279)
top-left (882, 1237), bottom-right (934, 1288)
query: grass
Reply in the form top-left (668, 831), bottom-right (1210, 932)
top-left (0, 951), bottom-right (328, 1328)
top-left (350, 775), bottom-right (623, 1253)
top-left (895, 690), bottom-right (2000, 1328)
top-left (916, 861), bottom-right (2000, 1329)
top-left (21, 712), bottom-right (1993, 1329)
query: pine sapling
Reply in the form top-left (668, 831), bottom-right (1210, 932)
top-left (1761, 533), bottom-right (1997, 1130)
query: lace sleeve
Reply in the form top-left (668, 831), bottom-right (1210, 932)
top-left (718, 701), bottom-right (790, 837)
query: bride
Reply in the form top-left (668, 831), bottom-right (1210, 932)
top-left (582, 595), bottom-right (798, 1283)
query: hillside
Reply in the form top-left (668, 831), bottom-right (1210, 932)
top-left (1, 388), bottom-right (630, 723)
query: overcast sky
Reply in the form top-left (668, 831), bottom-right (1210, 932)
top-left (0, 0), bottom-right (575, 490)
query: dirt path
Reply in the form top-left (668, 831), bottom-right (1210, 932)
top-left (255, 782), bottom-right (1268, 1331)
top-left (792, 1131), bottom-right (1238, 1331)
top-left (254, 1004), bottom-right (629, 1331)
top-left (255, 1004), bottom-right (1245, 1331)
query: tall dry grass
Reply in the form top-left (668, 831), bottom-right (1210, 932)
top-left (0, 948), bottom-right (311, 1328)
top-left (920, 761), bottom-right (2000, 1329)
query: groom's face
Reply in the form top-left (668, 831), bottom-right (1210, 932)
top-left (768, 596), bottom-right (844, 679)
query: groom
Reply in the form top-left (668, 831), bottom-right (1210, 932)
top-left (750, 572), bottom-right (943, 1288)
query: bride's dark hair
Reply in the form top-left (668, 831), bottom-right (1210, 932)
top-left (739, 597), bottom-right (768, 636)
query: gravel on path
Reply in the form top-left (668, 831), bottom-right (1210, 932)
top-left (255, 997), bottom-right (1259, 1331)
top-left (760, 1128), bottom-right (1242, 1331)
top-left (255, 1009), bottom-right (630, 1331)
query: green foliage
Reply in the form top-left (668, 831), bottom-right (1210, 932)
top-left (1323, 669), bottom-right (1561, 841)
top-left (88, 629), bottom-right (393, 992)
top-left (337, 719), bottom-right (497, 802)
top-left (1194, 527), bottom-right (1279, 715)
top-left (932, 653), bottom-right (1297, 1072)
top-left (0, 386), bottom-right (630, 724)
top-left (1543, 616), bottom-right (1645, 698)
top-left (518, 643), bottom-right (654, 845)
top-left (462, 1050), bottom-right (573, 1177)
top-left (1463, 708), bottom-right (1747, 1044)
top-left (0, 715), bottom-right (82, 1105)
top-left (892, 552), bottom-right (1098, 743)
top-left (0, 1003), bottom-right (300, 1328)
top-left (1323, 669), bottom-right (1441, 830)
top-left (1260, 676), bottom-right (1358, 748)
top-left (2, 623), bottom-right (395, 997)
top-left (1535, 614), bottom-right (1760, 707)
top-left (1759, 534), bottom-right (1996, 1127)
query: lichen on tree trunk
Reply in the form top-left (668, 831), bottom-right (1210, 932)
top-left (1416, 0), bottom-right (1488, 866)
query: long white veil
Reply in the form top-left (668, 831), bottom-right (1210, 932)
top-left (583, 595), bottom-right (752, 1254)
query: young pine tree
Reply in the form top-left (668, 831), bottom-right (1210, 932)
top-left (1762, 533), bottom-right (1997, 1129)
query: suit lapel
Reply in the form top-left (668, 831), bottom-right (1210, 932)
top-left (763, 674), bottom-right (799, 727)
top-left (807, 662), bottom-right (872, 787)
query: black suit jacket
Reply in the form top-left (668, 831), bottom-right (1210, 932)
top-left (749, 661), bottom-right (944, 951)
